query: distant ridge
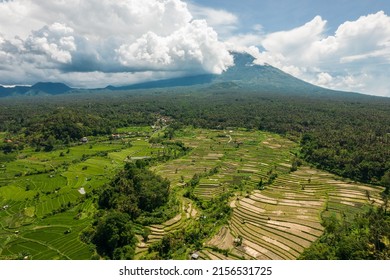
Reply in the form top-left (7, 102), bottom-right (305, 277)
top-left (0, 85), bottom-right (31, 96)
top-left (31, 82), bottom-right (72, 95)
top-left (0, 82), bottom-right (72, 97)
top-left (105, 74), bottom-right (215, 91)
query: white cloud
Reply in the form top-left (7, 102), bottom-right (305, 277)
top-left (187, 3), bottom-right (238, 37)
top-left (25, 0), bottom-right (193, 40)
top-left (262, 16), bottom-right (326, 57)
top-left (316, 72), bottom-right (333, 86)
top-left (116, 19), bottom-right (233, 74)
top-left (226, 34), bottom-right (264, 50)
top-left (243, 11), bottom-right (390, 96)
top-left (0, 0), bottom-right (233, 87)
top-left (25, 23), bottom-right (76, 64)
top-left (0, 0), bottom-right (40, 38)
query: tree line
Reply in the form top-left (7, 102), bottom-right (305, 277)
top-left (300, 206), bottom-right (390, 259)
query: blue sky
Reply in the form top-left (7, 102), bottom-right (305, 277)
top-left (1, 0), bottom-right (390, 96)
top-left (190, 0), bottom-right (390, 33)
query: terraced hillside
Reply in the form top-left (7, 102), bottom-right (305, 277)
top-left (227, 167), bottom-right (383, 260)
top-left (0, 128), bottom-right (166, 260)
top-left (146, 128), bottom-right (385, 260)
top-left (0, 126), bottom-right (385, 259)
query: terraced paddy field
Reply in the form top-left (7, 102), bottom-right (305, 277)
top-left (0, 129), bottom-right (166, 260)
top-left (147, 128), bottom-right (385, 260)
top-left (135, 198), bottom-right (198, 259)
top-left (0, 126), bottom-right (386, 259)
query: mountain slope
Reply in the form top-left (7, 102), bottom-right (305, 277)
top-left (0, 82), bottom-right (72, 97)
top-left (214, 52), bottom-right (321, 92)
top-left (105, 74), bottom-right (215, 91)
top-left (106, 52), bottom-right (333, 95)
top-left (0, 85), bottom-right (31, 97)
top-left (31, 82), bottom-right (72, 95)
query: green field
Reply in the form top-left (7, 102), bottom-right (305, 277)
top-left (0, 126), bottom-right (385, 260)
top-left (0, 130), bottom-right (165, 259)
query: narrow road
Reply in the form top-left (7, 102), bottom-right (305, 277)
top-left (227, 134), bottom-right (232, 143)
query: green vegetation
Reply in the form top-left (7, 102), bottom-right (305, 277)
top-left (98, 161), bottom-right (170, 220)
top-left (90, 212), bottom-right (138, 260)
top-left (0, 126), bottom-right (170, 260)
top-left (300, 206), bottom-right (390, 259)
top-left (144, 191), bottom-right (233, 260)
top-left (0, 125), bottom-right (388, 260)
top-left (0, 85), bottom-right (389, 260)
top-left (382, 171), bottom-right (390, 195)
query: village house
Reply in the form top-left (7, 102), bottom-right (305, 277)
top-left (191, 252), bottom-right (199, 260)
top-left (110, 134), bottom-right (121, 140)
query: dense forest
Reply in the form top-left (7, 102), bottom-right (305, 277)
top-left (1, 88), bottom-right (389, 190)
top-left (81, 160), bottom-right (177, 259)
top-left (98, 160), bottom-right (175, 223)
top-left (300, 206), bottom-right (390, 259)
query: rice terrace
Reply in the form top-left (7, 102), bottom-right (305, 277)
top-left (0, 123), bottom-right (387, 260)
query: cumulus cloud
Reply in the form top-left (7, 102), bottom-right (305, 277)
top-left (24, 23), bottom-right (76, 64)
top-left (187, 3), bottom-right (238, 37)
top-left (0, 0), bottom-right (233, 87)
top-left (243, 11), bottom-right (390, 96)
top-left (116, 20), bottom-right (233, 74)
top-left (262, 16), bottom-right (326, 56)
top-left (0, 36), bottom-right (10, 60)
top-left (316, 72), bottom-right (333, 86)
